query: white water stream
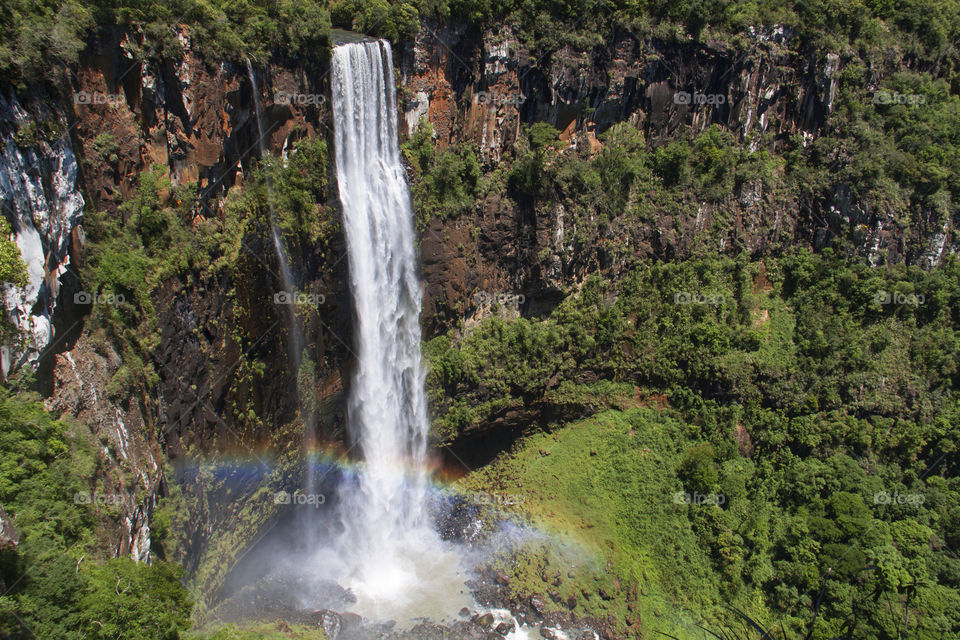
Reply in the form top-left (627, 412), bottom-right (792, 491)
top-left (329, 39), bottom-right (470, 622)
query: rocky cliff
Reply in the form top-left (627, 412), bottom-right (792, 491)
top-left (0, 93), bottom-right (84, 377)
top-left (0, 18), bottom-right (956, 575)
top-left (2, 26), bottom-right (348, 565)
top-left (397, 25), bottom-right (955, 333)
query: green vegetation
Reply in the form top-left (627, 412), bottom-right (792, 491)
top-left (93, 133), bottom-right (120, 164)
top-left (463, 405), bottom-right (960, 639)
top-left (258, 137), bottom-right (331, 249)
top-left (1, 0), bottom-right (331, 85)
top-left (795, 69), bottom-right (960, 238)
top-left (186, 621), bottom-right (327, 639)
top-left (434, 250), bottom-right (960, 638)
top-left (0, 0), bottom-right (92, 86)
top-left (5, 0), bottom-right (960, 89)
top-left (403, 119), bottom-right (481, 227)
top-left (330, 0), bottom-right (421, 42)
top-left (0, 389), bottom-right (192, 638)
top-left (0, 218), bottom-right (28, 340)
top-left (430, 0), bottom-right (960, 60)
top-left (501, 120), bottom-right (783, 240)
top-left (2, 0), bottom-right (958, 637)
top-left (429, 251), bottom-right (960, 451)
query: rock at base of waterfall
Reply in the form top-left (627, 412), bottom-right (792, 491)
top-left (315, 609), bottom-right (342, 639)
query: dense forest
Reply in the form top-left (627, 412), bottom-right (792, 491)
top-left (0, 0), bottom-right (958, 638)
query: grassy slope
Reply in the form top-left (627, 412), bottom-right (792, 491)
top-left (461, 408), bottom-right (763, 638)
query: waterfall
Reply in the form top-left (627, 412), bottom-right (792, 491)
top-left (246, 59), bottom-right (303, 358)
top-left (248, 63), bottom-right (291, 287)
top-left (330, 39), bottom-right (445, 615)
top-left (246, 60), bottom-right (314, 500)
top-left (246, 60), bottom-right (298, 302)
top-left (246, 59), bottom-right (267, 156)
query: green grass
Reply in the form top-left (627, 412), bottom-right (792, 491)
top-left (460, 408), bottom-right (762, 638)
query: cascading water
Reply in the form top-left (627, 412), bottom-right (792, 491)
top-left (245, 59), bottom-right (299, 312)
top-left (328, 39), bottom-right (469, 621)
top-left (216, 42), bottom-right (543, 635)
top-left (246, 59), bottom-right (314, 501)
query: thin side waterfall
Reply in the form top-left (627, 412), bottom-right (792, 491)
top-left (246, 58), bottom-right (267, 155)
top-left (330, 40), bottom-right (466, 619)
top-left (246, 59), bottom-right (313, 499)
top-left (246, 59), bottom-right (298, 308)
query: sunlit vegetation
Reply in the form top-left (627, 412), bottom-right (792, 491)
top-left (443, 251), bottom-right (960, 638)
top-left (0, 390), bottom-right (192, 639)
top-left (403, 119), bottom-right (482, 227)
top-left (1, 0), bottom-right (958, 636)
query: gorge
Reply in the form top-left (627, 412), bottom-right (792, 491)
top-left (1, 2), bottom-right (959, 639)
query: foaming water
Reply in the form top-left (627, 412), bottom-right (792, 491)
top-left (303, 534), bottom-right (472, 624)
top-left (205, 453), bottom-right (584, 629)
top-left (329, 38), bottom-right (465, 620)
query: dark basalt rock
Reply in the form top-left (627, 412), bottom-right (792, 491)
top-left (474, 612), bottom-right (495, 629)
top-left (495, 620), bottom-right (515, 635)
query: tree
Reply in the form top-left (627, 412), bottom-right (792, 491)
top-left (79, 559), bottom-right (191, 639)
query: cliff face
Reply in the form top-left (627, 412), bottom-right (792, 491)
top-left (0, 20), bottom-right (955, 573)
top-left (1, 27), bottom-right (350, 565)
top-left (59, 27), bottom-right (353, 564)
top-left (70, 28), bottom-right (326, 219)
top-left (401, 25), bottom-right (828, 158)
top-left (44, 336), bottom-right (163, 561)
top-left (0, 94), bottom-right (84, 377)
top-left (397, 26), bottom-right (954, 332)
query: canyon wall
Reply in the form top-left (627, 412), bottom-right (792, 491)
top-left (1, 21), bottom-right (956, 569)
top-left (397, 25), bottom-right (955, 332)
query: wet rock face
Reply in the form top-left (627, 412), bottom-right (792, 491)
top-left (318, 609), bottom-right (343, 639)
top-left (0, 94), bottom-right (84, 377)
top-left (399, 26), bottom-right (832, 163)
